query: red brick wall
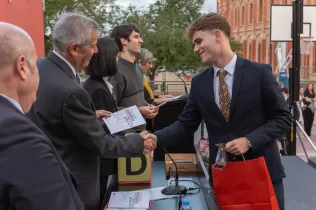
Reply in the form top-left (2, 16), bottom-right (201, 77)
top-left (0, 0), bottom-right (45, 57)
top-left (217, 0), bottom-right (316, 75)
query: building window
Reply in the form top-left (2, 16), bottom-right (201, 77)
top-left (250, 4), bottom-right (253, 24)
top-left (258, 43), bottom-right (262, 62)
top-left (242, 7), bottom-right (245, 25)
top-left (259, 0), bottom-right (263, 22)
top-left (235, 9), bottom-right (238, 27)
top-left (313, 46), bottom-right (316, 73)
top-left (249, 43), bottom-right (252, 59)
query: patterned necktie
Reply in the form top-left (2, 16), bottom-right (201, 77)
top-left (218, 70), bottom-right (230, 121)
top-left (75, 74), bottom-right (80, 84)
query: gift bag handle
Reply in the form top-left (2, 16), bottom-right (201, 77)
top-left (223, 151), bottom-right (245, 162)
top-left (241, 154), bottom-right (245, 161)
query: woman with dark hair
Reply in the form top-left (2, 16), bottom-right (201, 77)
top-left (303, 83), bottom-right (316, 136)
top-left (83, 36), bottom-right (119, 208)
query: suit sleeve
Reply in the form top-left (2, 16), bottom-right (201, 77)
top-left (245, 65), bottom-right (292, 151)
top-left (63, 88), bottom-right (144, 157)
top-left (3, 118), bottom-right (81, 210)
top-left (154, 77), bottom-right (202, 148)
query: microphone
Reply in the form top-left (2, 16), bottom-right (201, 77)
top-left (178, 185), bottom-right (182, 210)
top-left (161, 146), bottom-right (186, 195)
top-left (169, 71), bottom-right (188, 95)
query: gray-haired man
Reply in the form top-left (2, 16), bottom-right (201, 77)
top-left (27, 13), bottom-right (157, 210)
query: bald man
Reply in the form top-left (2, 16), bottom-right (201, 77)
top-left (0, 22), bottom-right (84, 210)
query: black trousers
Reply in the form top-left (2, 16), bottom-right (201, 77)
top-left (303, 108), bottom-right (314, 136)
top-left (100, 174), bottom-right (118, 210)
top-left (273, 179), bottom-right (285, 210)
top-left (99, 175), bottom-right (108, 207)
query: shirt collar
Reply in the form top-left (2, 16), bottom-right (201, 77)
top-left (53, 50), bottom-right (77, 77)
top-left (118, 56), bottom-right (136, 67)
top-left (213, 54), bottom-right (237, 76)
top-left (103, 77), bottom-right (113, 93)
top-left (0, 93), bottom-right (24, 113)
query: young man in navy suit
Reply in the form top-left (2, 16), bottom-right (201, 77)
top-left (155, 13), bottom-right (291, 210)
top-left (0, 22), bottom-right (84, 210)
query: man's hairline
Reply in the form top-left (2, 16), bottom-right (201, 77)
top-left (190, 29), bottom-right (229, 42)
top-left (53, 28), bottom-right (98, 53)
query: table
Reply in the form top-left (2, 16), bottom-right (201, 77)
top-left (116, 161), bottom-right (217, 210)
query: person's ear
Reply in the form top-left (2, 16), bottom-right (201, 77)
top-left (69, 43), bottom-right (79, 56)
top-left (120, 37), bottom-right (128, 46)
top-left (15, 55), bottom-right (28, 81)
top-left (214, 30), bottom-right (222, 43)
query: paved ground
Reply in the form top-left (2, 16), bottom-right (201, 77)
top-left (294, 125), bottom-right (316, 161)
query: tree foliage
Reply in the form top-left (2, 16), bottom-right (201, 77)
top-left (43, 0), bottom-right (243, 77)
top-left (44, 0), bottom-right (120, 53)
top-left (121, 0), bottom-right (243, 79)
top-left (122, 0), bottom-right (205, 78)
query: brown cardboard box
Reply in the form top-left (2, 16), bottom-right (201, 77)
top-left (194, 154), bottom-right (203, 172)
top-left (165, 154), bottom-right (198, 173)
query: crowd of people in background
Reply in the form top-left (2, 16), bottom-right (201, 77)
top-left (280, 82), bottom-right (316, 136)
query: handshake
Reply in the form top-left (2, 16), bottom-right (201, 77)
top-left (139, 130), bottom-right (157, 153)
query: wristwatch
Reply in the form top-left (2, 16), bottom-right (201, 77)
top-left (247, 140), bottom-right (252, 148)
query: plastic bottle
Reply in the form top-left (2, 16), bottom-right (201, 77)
top-left (180, 200), bottom-right (192, 210)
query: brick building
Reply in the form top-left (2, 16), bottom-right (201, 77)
top-left (217, 0), bottom-right (316, 80)
top-left (0, 0), bottom-right (45, 57)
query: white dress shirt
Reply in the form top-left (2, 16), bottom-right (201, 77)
top-left (0, 93), bottom-right (23, 113)
top-left (53, 50), bottom-right (77, 77)
top-left (102, 77), bottom-right (113, 94)
top-left (213, 54), bottom-right (237, 108)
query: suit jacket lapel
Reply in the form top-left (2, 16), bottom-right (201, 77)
top-left (0, 95), bottom-right (24, 116)
top-left (229, 56), bottom-right (245, 119)
top-left (47, 52), bottom-right (76, 80)
top-left (208, 67), bottom-right (215, 103)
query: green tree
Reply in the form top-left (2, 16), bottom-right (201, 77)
top-left (44, 0), bottom-right (120, 54)
top-left (123, 0), bottom-right (204, 79)
top-left (121, 0), bottom-right (243, 80)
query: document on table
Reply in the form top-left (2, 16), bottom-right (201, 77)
top-left (107, 191), bottom-right (150, 209)
top-left (102, 105), bottom-right (146, 134)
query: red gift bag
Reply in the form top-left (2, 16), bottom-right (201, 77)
top-left (211, 157), bottom-right (279, 210)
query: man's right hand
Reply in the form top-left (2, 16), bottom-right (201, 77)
top-left (139, 106), bottom-right (158, 119)
top-left (140, 131), bottom-right (157, 151)
top-left (95, 110), bottom-right (112, 119)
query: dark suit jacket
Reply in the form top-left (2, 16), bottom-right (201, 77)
top-left (155, 56), bottom-right (291, 182)
top-left (0, 95), bottom-right (84, 210)
top-left (83, 76), bottom-right (118, 176)
top-left (27, 52), bottom-right (144, 210)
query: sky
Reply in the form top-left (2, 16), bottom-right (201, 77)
top-left (115, 0), bottom-right (216, 13)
